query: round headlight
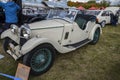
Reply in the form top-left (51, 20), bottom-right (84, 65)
top-left (20, 24), bottom-right (31, 39)
top-left (10, 24), bottom-right (18, 34)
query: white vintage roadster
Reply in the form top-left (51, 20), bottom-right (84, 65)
top-left (1, 9), bottom-right (101, 75)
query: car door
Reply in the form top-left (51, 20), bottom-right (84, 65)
top-left (100, 11), bottom-right (109, 23)
top-left (61, 23), bottom-right (74, 46)
top-left (69, 19), bottom-right (89, 45)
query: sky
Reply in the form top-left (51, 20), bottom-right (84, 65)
top-left (109, 0), bottom-right (120, 5)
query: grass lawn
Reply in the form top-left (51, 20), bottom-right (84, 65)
top-left (0, 25), bottom-right (120, 80)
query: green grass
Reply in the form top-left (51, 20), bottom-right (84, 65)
top-left (0, 25), bottom-right (120, 80)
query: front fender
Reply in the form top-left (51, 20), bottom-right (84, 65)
top-left (1, 29), bottom-right (19, 44)
top-left (89, 24), bottom-right (102, 40)
top-left (21, 37), bottom-right (75, 55)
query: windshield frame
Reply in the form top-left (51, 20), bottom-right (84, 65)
top-left (46, 8), bottom-right (78, 23)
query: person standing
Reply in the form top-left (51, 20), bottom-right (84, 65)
top-left (0, 0), bottom-right (20, 32)
top-left (110, 13), bottom-right (114, 26)
top-left (115, 9), bottom-right (120, 25)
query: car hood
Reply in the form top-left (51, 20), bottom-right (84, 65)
top-left (29, 19), bottom-right (66, 30)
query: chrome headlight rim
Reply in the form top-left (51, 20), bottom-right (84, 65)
top-left (10, 24), bottom-right (18, 34)
top-left (20, 24), bottom-right (31, 39)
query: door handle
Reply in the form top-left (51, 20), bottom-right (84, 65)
top-left (64, 32), bottom-right (69, 40)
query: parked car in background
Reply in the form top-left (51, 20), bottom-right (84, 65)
top-left (84, 10), bottom-right (114, 27)
top-left (1, 8), bottom-right (101, 75)
top-left (22, 7), bottom-right (49, 23)
top-left (105, 7), bottom-right (120, 24)
top-left (105, 7), bottom-right (120, 15)
top-left (116, 9), bottom-right (120, 24)
top-left (0, 0), bottom-right (48, 26)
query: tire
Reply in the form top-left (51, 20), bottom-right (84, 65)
top-left (90, 28), bottom-right (100, 45)
top-left (23, 44), bottom-right (55, 76)
top-left (3, 38), bottom-right (17, 53)
top-left (3, 38), bottom-right (13, 53)
top-left (101, 21), bottom-right (106, 27)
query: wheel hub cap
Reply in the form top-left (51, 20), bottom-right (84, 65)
top-left (35, 54), bottom-right (45, 64)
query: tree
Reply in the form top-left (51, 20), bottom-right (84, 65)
top-left (87, 0), bottom-right (96, 4)
top-left (100, 0), bottom-right (110, 7)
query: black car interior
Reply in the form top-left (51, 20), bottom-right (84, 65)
top-left (75, 14), bottom-right (96, 30)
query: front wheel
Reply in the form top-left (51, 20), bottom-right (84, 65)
top-left (23, 44), bottom-right (55, 76)
top-left (3, 38), bottom-right (16, 53)
top-left (90, 28), bottom-right (100, 45)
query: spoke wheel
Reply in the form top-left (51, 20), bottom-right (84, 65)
top-left (30, 48), bottom-right (52, 72)
top-left (23, 44), bottom-right (55, 75)
top-left (90, 28), bottom-right (100, 45)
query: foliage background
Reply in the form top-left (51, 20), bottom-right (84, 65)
top-left (67, 0), bottom-right (110, 9)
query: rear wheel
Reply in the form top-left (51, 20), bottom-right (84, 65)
top-left (90, 28), bottom-right (100, 45)
top-left (101, 21), bottom-right (106, 27)
top-left (23, 44), bottom-right (55, 75)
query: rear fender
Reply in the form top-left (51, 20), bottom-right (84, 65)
top-left (89, 24), bottom-right (102, 40)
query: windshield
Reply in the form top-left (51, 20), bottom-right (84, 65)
top-left (84, 10), bottom-right (101, 16)
top-left (47, 9), bottom-right (78, 22)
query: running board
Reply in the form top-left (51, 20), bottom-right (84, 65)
top-left (64, 39), bottom-right (91, 48)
